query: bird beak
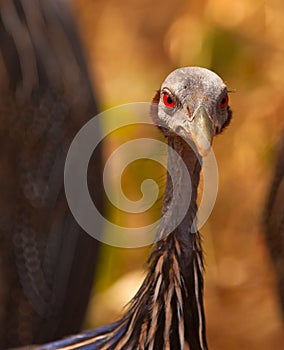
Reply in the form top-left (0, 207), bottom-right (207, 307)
top-left (186, 105), bottom-right (214, 156)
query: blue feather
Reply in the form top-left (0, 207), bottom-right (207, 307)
top-left (37, 320), bottom-right (127, 349)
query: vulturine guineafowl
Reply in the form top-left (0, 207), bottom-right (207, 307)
top-left (28, 66), bottom-right (232, 350)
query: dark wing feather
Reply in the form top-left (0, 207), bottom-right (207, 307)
top-left (0, 0), bottom-right (103, 347)
top-left (264, 133), bottom-right (284, 318)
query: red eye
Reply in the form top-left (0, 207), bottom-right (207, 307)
top-left (163, 93), bottom-right (175, 108)
top-left (220, 93), bottom-right (229, 108)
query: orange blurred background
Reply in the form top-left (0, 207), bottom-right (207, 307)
top-left (71, 1), bottom-right (284, 348)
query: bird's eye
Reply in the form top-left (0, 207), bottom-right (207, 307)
top-left (163, 93), bottom-right (175, 108)
top-left (220, 93), bottom-right (229, 108)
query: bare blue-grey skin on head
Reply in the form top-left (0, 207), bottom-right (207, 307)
top-left (31, 67), bottom-right (232, 350)
top-left (153, 67), bottom-right (231, 155)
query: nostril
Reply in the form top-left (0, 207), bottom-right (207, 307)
top-left (186, 105), bottom-right (193, 120)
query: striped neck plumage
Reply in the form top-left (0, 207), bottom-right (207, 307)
top-left (100, 135), bottom-right (208, 350)
top-left (147, 135), bottom-right (207, 350)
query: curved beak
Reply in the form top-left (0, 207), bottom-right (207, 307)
top-left (186, 105), bottom-right (214, 156)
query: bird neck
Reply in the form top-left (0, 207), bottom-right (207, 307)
top-left (149, 135), bottom-right (207, 349)
top-left (110, 136), bottom-right (208, 350)
top-left (159, 135), bottom-right (201, 243)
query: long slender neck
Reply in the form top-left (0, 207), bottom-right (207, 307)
top-left (159, 136), bottom-right (201, 244)
top-left (108, 136), bottom-right (208, 350)
top-left (149, 136), bottom-right (207, 350)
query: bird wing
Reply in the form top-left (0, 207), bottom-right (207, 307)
top-left (0, 0), bottom-right (103, 347)
top-left (264, 134), bottom-right (284, 316)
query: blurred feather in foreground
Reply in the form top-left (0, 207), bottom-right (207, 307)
top-left (0, 0), bottom-right (103, 347)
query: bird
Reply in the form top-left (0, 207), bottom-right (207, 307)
top-left (0, 0), bottom-right (103, 347)
top-left (29, 66), bottom-right (232, 350)
top-left (264, 133), bottom-right (284, 319)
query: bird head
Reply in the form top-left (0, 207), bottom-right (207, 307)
top-left (151, 67), bottom-right (232, 156)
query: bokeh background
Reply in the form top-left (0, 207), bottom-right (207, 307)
top-left (71, 0), bottom-right (284, 349)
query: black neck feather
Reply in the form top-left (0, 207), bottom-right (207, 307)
top-left (104, 135), bottom-right (208, 350)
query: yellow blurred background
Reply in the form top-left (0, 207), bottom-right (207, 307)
top-left (71, 0), bottom-right (284, 349)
